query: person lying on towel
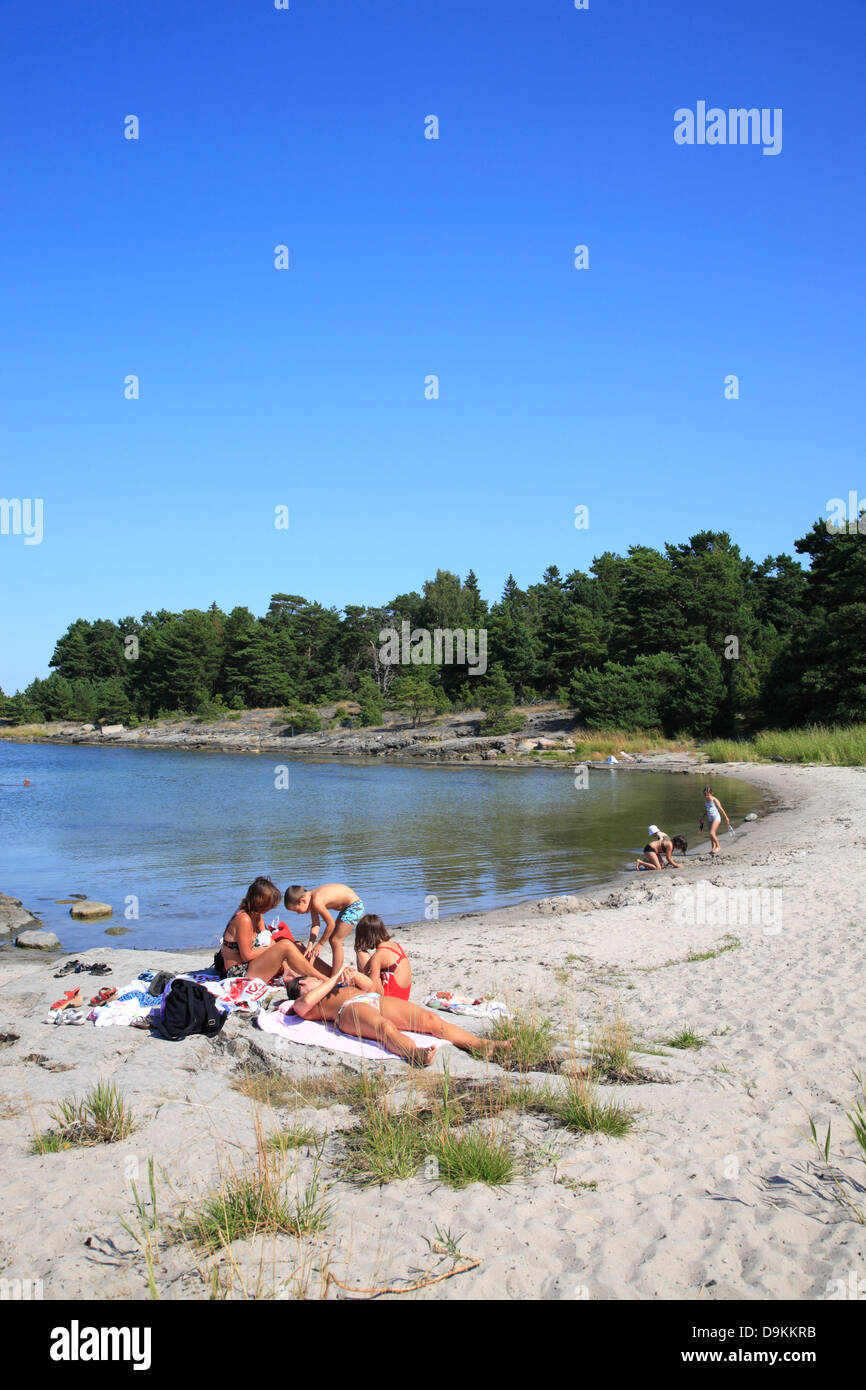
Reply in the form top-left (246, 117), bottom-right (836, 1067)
top-left (284, 966), bottom-right (513, 1068)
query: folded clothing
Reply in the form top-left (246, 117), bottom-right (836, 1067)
top-left (423, 991), bottom-right (511, 1020)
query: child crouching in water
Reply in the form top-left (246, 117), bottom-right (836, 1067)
top-left (355, 914), bottom-right (412, 1000)
top-left (283, 882), bottom-right (364, 977)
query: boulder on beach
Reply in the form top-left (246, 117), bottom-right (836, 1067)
top-left (0, 893), bottom-right (41, 935)
top-left (69, 900), bottom-right (113, 921)
top-left (15, 929), bottom-right (61, 950)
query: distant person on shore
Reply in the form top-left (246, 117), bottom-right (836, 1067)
top-left (285, 968), bottom-right (512, 1067)
top-left (354, 914), bottom-right (412, 999)
top-left (635, 826), bottom-right (688, 870)
top-left (700, 786), bottom-right (731, 856)
top-left (218, 877), bottom-right (329, 983)
top-left (283, 882), bottom-right (364, 977)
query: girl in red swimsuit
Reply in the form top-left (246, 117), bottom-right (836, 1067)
top-left (354, 914), bottom-right (412, 1001)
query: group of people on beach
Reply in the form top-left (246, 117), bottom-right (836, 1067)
top-left (634, 786), bottom-right (731, 871)
top-left (218, 878), bottom-right (510, 1068)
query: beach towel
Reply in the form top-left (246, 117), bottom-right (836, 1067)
top-left (256, 1005), bottom-right (449, 1061)
top-left (423, 992), bottom-right (511, 1020)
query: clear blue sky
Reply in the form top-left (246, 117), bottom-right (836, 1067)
top-left (1, 0), bottom-right (864, 693)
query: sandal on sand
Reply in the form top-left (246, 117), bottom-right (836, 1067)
top-left (54, 959), bottom-right (80, 978)
top-left (88, 963), bottom-right (112, 976)
top-left (89, 987), bottom-right (117, 1007)
top-left (50, 988), bottom-right (83, 1011)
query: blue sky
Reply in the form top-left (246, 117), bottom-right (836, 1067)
top-left (1, 0), bottom-right (864, 693)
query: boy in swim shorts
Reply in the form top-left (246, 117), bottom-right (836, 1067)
top-left (283, 882), bottom-right (364, 977)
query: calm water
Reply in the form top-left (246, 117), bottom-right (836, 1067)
top-left (0, 743), bottom-right (762, 952)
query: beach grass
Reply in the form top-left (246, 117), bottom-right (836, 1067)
top-left (590, 1008), bottom-right (638, 1080)
top-left (32, 1080), bottom-right (134, 1151)
top-left (431, 1128), bottom-right (515, 1187)
top-left (485, 1011), bottom-right (558, 1072)
top-left (232, 1065), bottom-right (379, 1112)
top-left (666, 1028), bottom-right (707, 1050)
top-left (536, 1077), bottom-right (635, 1137)
top-left (704, 723), bottom-right (866, 767)
top-left (344, 1066), bottom-right (519, 1187)
top-left (182, 1139), bottom-right (333, 1252)
top-left (266, 1124), bottom-right (318, 1153)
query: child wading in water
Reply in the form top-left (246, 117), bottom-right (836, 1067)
top-left (700, 785), bottom-right (731, 856)
top-left (355, 914), bottom-right (412, 999)
top-left (283, 882), bottom-right (364, 977)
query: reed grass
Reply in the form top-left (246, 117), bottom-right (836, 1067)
top-left (704, 723), bottom-right (866, 766)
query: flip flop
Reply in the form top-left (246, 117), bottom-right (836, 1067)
top-left (89, 987), bottom-right (117, 1007)
top-left (53, 960), bottom-right (80, 978)
top-left (50, 989), bottom-right (83, 1011)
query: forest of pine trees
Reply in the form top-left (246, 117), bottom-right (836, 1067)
top-left (2, 519), bottom-right (863, 736)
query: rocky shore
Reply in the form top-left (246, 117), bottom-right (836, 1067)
top-left (0, 706), bottom-right (698, 769)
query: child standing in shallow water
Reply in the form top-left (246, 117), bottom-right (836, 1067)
top-left (283, 882), bottom-right (364, 977)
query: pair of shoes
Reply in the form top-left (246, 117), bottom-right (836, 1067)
top-left (51, 988), bottom-right (83, 1011)
top-left (87, 963), bottom-right (112, 976)
top-left (54, 959), bottom-right (80, 978)
top-left (47, 1008), bottom-right (86, 1026)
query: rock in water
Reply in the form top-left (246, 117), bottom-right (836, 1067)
top-left (69, 900), bottom-right (113, 921)
top-left (0, 893), bottom-right (42, 934)
top-left (105, 925), bottom-right (130, 936)
top-left (15, 930), bottom-right (62, 950)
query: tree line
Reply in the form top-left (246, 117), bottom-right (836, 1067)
top-left (1, 519), bottom-right (862, 736)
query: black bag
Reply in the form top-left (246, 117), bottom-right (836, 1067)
top-left (151, 979), bottom-right (227, 1042)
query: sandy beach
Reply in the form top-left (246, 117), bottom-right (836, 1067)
top-left (1, 760), bottom-right (864, 1302)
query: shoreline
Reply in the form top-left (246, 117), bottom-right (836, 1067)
top-left (0, 758), bottom-right (772, 957)
top-left (0, 707), bottom-right (699, 772)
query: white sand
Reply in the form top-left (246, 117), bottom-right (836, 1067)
top-left (1, 761), bottom-right (864, 1301)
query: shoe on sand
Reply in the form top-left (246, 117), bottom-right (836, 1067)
top-left (89, 987), bottom-right (117, 1007)
top-left (50, 989), bottom-right (83, 1011)
top-left (54, 960), bottom-right (80, 978)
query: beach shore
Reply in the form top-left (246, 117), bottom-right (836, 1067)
top-left (1, 760), bottom-right (864, 1301)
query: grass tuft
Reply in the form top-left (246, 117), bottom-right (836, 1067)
top-left (537, 1077), bottom-right (635, 1137)
top-left (32, 1081), bottom-right (134, 1151)
top-left (665, 1028), bottom-right (707, 1050)
top-left (485, 1012), bottom-right (557, 1073)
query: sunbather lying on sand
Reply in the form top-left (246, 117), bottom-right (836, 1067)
top-left (285, 968), bottom-right (513, 1067)
top-left (219, 877), bottom-right (330, 984)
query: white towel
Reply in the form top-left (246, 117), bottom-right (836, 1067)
top-left (256, 1007), bottom-right (449, 1060)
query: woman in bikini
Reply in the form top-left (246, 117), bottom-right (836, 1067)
top-left (285, 969), bottom-right (513, 1068)
top-left (219, 877), bottom-right (329, 984)
top-left (354, 914), bottom-right (412, 999)
top-left (635, 831), bottom-right (688, 871)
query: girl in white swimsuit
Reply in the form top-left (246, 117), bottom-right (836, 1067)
top-left (702, 786), bottom-right (730, 855)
